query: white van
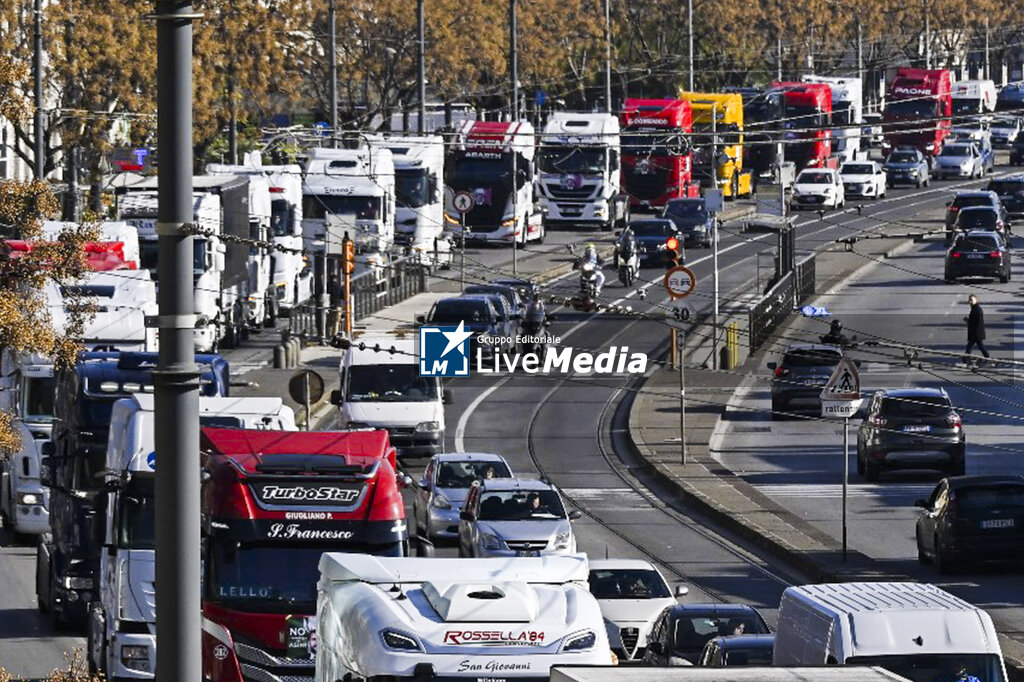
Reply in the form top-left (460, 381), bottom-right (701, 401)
top-left (331, 335), bottom-right (451, 458)
top-left (773, 582), bottom-right (1008, 682)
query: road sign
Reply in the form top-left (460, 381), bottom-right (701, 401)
top-left (453, 191), bottom-right (475, 214)
top-left (705, 189), bottom-right (724, 213)
top-left (664, 265), bottom-right (697, 299)
top-left (820, 356), bottom-right (860, 402)
top-left (288, 369), bottom-right (325, 405)
top-left (821, 398), bottom-right (863, 419)
top-left (800, 305), bottom-right (831, 318)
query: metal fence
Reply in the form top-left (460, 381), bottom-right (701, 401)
top-left (794, 253), bottom-right (816, 304)
top-left (748, 271), bottom-right (794, 351)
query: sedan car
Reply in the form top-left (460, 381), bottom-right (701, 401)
top-left (933, 142), bottom-right (985, 180)
top-left (791, 169), bottom-right (845, 210)
top-left (663, 198), bottom-right (715, 247)
top-left (915, 475), bottom-right (1024, 574)
top-left (840, 161), bottom-right (887, 200)
top-left (458, 478), bottom-right (581, 558)
top-left (641, 604), bottom-right (771, 666)
top-left (984, 175), bottom-right (1024, 221)
top-left (628, 218), bottom-right (684, 266)
top-left (465, 282), bottom-right (525, 319)
top-left (884, 148), bottom-right (930, 188)
top-left (945, 230), bottom-right (1011, 283)
top-left (589, 559), bottom-right (686, 662)
top-left (697, 634), bottom-right (775, 667)
top-left (412, 452), bottom-right (514, 541)
top-left (768, 344), bottom-right (844, 419)
top-left (856, 388), bottom-right (965, 482)
top-left (989, 116), bottom-right (1021, 146)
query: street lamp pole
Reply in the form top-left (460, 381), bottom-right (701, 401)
top-left (924, 0), bottom-right (931, 69)
top-left (509, 0), bottom-right (519, 120)
top-left (688, 0), bottom-right (694, 90)
top-left (329, 0), bottom-right (338, 146)
top-left (33, 0), bottom-right (44, 179)
top-left (605, 0), bottom-right (612, 112)
top-left (418, 0), bottom-right (426, 133)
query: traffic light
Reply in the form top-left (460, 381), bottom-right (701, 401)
top-left (665, 236), bottom-right (680, 266)
top-left (342, 238), bottom-right (355, 274)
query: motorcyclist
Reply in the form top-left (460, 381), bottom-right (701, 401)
top-left (616, 228), bottom-right (639, 285)
top-left (574, 242), bottom-right (606, 294)
top-left (820, 319), bottom-right (852, 347)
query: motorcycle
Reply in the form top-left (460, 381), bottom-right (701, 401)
top-left (617, 233), bottom-right (639, 287)
top-left (518, 301), bottom-right (549, 353)
top-left (579, 260), bottom-right (602, 300)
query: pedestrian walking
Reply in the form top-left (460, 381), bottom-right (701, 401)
top-left (963, 294), bottom-right (990, 366)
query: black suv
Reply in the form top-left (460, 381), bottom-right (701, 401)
top-left (767, 344), bottom-right (844, 419)
top-left (944, 190), bottom-right (1006, 242)
top-left (856, 388), bottom-right (965, 482)
top-left (915, 475), bottom-right (1024, 573)
top-left (663, 198), bottom-right (715, 248)
top-left (945, 230), bottom-right (1011, 283)
top-left (985, 175), bottom-right (1024, 221)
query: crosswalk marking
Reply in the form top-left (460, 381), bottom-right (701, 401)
top-left (561, 488), bottom-right (653, 510)
top-left (755, 483), bottom-right (935, 499)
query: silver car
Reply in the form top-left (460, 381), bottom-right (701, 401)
top-left (458, 478), bottom-right (581, 557)
top-left (412, 452), bottom-right (513, 540)
top-left (934, 142), bottom-right (984, 179)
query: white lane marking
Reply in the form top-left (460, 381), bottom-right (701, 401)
top-left (756, 483), bottom-right (934, 499)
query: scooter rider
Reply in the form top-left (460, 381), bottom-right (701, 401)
top-left (575, 243), bottom-right (606, 294)
top-left (616, 228), bottom-right (639, 286)
top-left (819, 319), bottom-right (853, 348)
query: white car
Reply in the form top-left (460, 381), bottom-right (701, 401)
top-left (792, 168), bottom-right (845, 210)
top-left (315, 554), bottom-right (614, 682)
top-left (589, 559), bottom-right (687, 662)
top-left (839, 161), bottom-right (887, 200)
top-left (990, 116), bottom-right (1022, 146)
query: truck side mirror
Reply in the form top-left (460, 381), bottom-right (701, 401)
top-left (41, 441), bottom-right (55, 458)
top-left (442, 388), bottom-right (453, 405)
top-left (330, 389), bottom-right (343, 406)
top-left (415, 315), bottom-right (426, 324)
top-left (766, 362), bottom-right (777, 370)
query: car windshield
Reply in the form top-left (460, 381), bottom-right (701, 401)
top-left (430, 300), bottom-right (492, 324)
top-left (724, 646), bottom-right (774, 666)
top-left (955, 484), bottom-right (1024, 511)
top-left (396, 168), bottom-right (430, 209)
top-left (797, 172), bottom-right (832, 184)
top-left (477, 489), bottom-right (566, 520)
top-left (21, 375), bottom-right (56, 423)
top-left (941, 145), bottom-right (972, 157)
top-left (665, 201), bottom-right (706, 216)
top-left (436, 460), bottom-right (512, 488)
top-left (957, 210), bottom-right (998, 229)
top-left (632, 221), bottom-right (676, 237)
top-left (782, 349), bottom-right (842, 367)
top-left (673, 614), bottom-right (769, 654)
top-left (954, 236), bottom-right (999, 252)
top-left (986, 181), bottom-right (1024, 196)
top-left (847, 654), bottom-right (1006, 682)
top-left (880, 394), bottom-right (951, 418)
top-left (588, 569), bottom-right (671, 599)
top-left (302, 195), bottom-right (382, 220)
top-left (842, 165), bottom-right (874, 175)
top-left (538, 145), bottom-right (606, 175)
top-left (347, 365), bottom-right (439, 402)
top-left (889, 152), bottom-right (918, 163)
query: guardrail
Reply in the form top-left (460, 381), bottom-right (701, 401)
top-left (747, 253), bottom-right (816, 352)
top-left (794, 253), bottom-right (816, 304)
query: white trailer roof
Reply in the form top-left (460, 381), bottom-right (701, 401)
top-left (319, 553), bottom-right (590, 585)
top-left (550, 667), bottom-right (910, 682)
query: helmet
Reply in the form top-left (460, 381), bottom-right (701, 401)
top-left (830, 319), bottom-right (843, 333)
top-left (584, 243), bottom-right (597, 258)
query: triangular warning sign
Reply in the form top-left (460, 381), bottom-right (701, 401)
top-left (820, 357), bottom-right (860, 401)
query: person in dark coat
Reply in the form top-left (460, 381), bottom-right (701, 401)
top-left (964, 294), bottom-right (990, 365)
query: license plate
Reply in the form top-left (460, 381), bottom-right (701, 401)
top-left (516, 550), bottom-right (540, 557)
top-left (967, 254), bottom-right (985, 259)
top-left (981, 518), bottom-right (1014, 529)
top-left (903, 424), bottom-right (931, 433)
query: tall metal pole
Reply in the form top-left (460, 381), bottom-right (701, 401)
top-left (856, 19), bottom-right (863, 85)
top-left (604, 0), bottom-right (612, 112)
top-left (924, 0), bottom-right (931, 69)
top-left (711, 104), bottom-right (720, 370)
top-left (509, 0), bottom-right (518, 119)
top-left (512, 136), bottom-right (519, 274)
top-left (154, 2), bottom-right (201, 681)
top-left (776, 36), bottom-right (783, 82)
top-left (688, 0), bottom-right (694, 90)
top-left (984, 17), bottom-right (990, 80)
top-left (32, 0), bottom-right (44, 179)
top-left (418, 0), bottom-right (426, 133)
top-left (842, 416), bottom-right (849, 561)
top-left (679, 334), bottom-right (687, 465)
top-left (329, 0), bottom-right (339, 146)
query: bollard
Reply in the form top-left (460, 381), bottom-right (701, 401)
top-left (289, 337), bottom-right (302, 368)
top-left (273, 344), bottom-right (287, 369)
top-left (719, 345), bottom-right (731, 371)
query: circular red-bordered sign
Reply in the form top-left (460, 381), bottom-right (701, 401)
top-left (664, 265), bottom-right (697, 299)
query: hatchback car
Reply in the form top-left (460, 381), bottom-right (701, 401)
top-left (945, 230), bottom-right (1011, 283)
top-left (933, 142), bottom-right (985, 179)
top-left (985, 175), bottom-right (1024, 221)
top-left (951, 206), bottom-right (1006, 245)
top-left (884, 148), bottom-right (930, 187)
top-left (663, 198), bottom-right (715, 247)
top-left (791, 169), bottom-right (845, 210)
top-left (490, 276), bottom-right (537, 301)
top-left (412, 452), bottom-right (514, 541)
top-left (944, 190), bottom-right (1006, 239)
top-left (856, 388), bottom-right (965, 482)
top-left (465, 282), bottom-right (525, 318)
top-left (697, 634), bottom-right (775, 667)
top-left (915, 475), bottom-right (1024, 573)
top-left (641, 604), bottom-right (771, 666)
top-left (840, 161), bottom-right (887, 199)
top-left (589, 559), bottom-right (686, 662)
top-left (989, 116), bottom-right (1022, 146)
top-left (457, 478), bottom-right (581, 557)
top-left (628, 218), bottom-right (683, 266)
top-left (768, 344), bottom-right (845, 419)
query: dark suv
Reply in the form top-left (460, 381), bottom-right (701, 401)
top-left (945, 230), bottom-right (1011, 283)
top-left (944, 190), bottom-right (1006, 242)
top-left (663, 198), bottom-right (715, 248)
top-left (915, 475), bottom-right (1024, 573)
top-left (423, 296), bottom-right (508, 357)
top-left (856, 388), bottom-right (965, 482)
top-left (767, 344), bottom-right (844, 419)
top-left (985, 175), bottom-right (1024, 221)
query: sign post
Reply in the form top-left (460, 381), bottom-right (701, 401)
top-left (453, 191), bottom-right (475, 292)
top-left (820, 356), bottom-right (863, 562)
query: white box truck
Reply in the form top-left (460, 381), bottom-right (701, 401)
top-left (773, 582), bottom-right (1008, 682)
top-left (952, 80), bottom-right (998, 116)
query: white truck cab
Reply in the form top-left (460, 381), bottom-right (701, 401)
top-left (44, 269), bottom-right (158, 352)
top-left (802, 75), bottom-right (863, 162)
top-left (86, 394), bottom-right (296, 680)
top-left (331, 335), bottom-right (450, 459)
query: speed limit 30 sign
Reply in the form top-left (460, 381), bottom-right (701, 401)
top-left (664, 265), bottom-right (697, 299)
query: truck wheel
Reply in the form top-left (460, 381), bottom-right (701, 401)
top-left (35, 544), bottom-right (49, 613)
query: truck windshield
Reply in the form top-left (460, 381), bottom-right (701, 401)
top-left (22, 375), bottom-right (56, 423)
top-left (847, 654), bottom-right (1006, 682)
top-left (396, 168), bottom-right (431, 209)
top-left (347, 365), bottom-right (439, 402)
top-left (447, 157), bottom-right (513, 191)
top-left (118, 476), bottom-right (155, 550)
top-left (538, 146), bottom-right (606, 175)
top-left (271, 199), bottom-right (294, 237)
top-left (622, 131), bottom-right (683, 156)
top-left (208, 541), bottom-right (403, 613)
top-left (952, 99), bottom-right (980, 116)
top-left (886, 100), bottom-right (935, 118)
top-left (302, 195), bottom-right (382, 220)
top-left (784, 105), bottom-right (823, 128)
top-left (140, 239), bottom-right (205, 279)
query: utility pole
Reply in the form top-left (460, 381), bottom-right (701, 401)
top-left (711, 104), bottom-right (720, 370)
top-left (924, 0), bottom-right (931, 69)
top-left (688, 0), bottom-right (694, 90)
top-left (856, 19), bottom-right (863, 84)
top-left (418, 0), bottom-right (426, 133)
top-left (679, 333), bottom-right (687, 465)
top-left (776, 35), bottom-right (783, 82)
top-left (509, 0), bottom-right (519, 119)
top-left (604, 0), bottom-right (612, 112)
top-left (32, 0), bottom-right (44, 179)
top-left (329, 0), bottom-right (339, 147)
top-left (984, 16), bottom-right (990, 80)
top-left (153, 2), bottom-right (201, 681)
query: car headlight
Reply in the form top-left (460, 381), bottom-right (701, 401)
top-left (63, 576), bottom-right (93, 590)
top-left (415, 421), bottom-right (440, 433)
top-left (909, 169), bottom-right (919, 176)
top-left (382, 629), bottom-right (422, 652)
top-left (481, 533), bottom-right (502, 550)
top-left (431, 494), bottom-right (452, 510)
top-left (553, 531), bottom-right (572, 550)
top-left (501, 217), bottom-right (516, 227)
top-left (562, 631), bottom-right (597, 652)
top-left (444, 212), bottom-right (459, 225)
top-left (16, 492), bottom-right (40, 506)
top-left (121, 645), bottom-right (149, 661)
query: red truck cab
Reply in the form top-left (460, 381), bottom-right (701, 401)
top-left (771, 82), bottom-right (836, 170)
top-left (199, 428), bottom-right (405, 682)
top-left (883, 68), bottom-right (952, 158)
top-left (619, 98), bottom-right (700, 211)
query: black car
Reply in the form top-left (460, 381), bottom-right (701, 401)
top-left (1011, 136), bottom-right (1024, 165)
top-left (767, 344), bottom-right (844, 419)
top-left (642, 604), bottom-right (771, 666)
top-left (915, 475), bottom-right (1024, 573)
top-left (663, 198), bottom-right (715, 247)
top-left (856, 388), bottom-right (965, 482)
top-left (944, 190), bottom-right (1006, 238)
top-left (423, 296), bottom-right (507, 357)
top-left (490, 277), bottom-right (538, 301)
top-left (628, 218), bottom-right (682, 266)
top-left (945, 230), bottom-right (1011, 283)
top-left (985, 175), bottom-right (1024, 221)
top-left (697, 634), bottom-right (775, 667)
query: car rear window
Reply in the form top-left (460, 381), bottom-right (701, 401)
top-left (951, 195), bottom-right (994, 209)
top-left (632, 221), bottom-right (676, 237)
top-left (954, 236), bottom-right (999, 252)
top-left (940, 145), bottom-right (972, 156)
top-left (957, 210), bottom-right (998, 229)
top-left (880, 394), bottom-right (952, 418)
top-left (430, 299), bottom-right (491, 323)
top-left (987, 181), bottom-right (1024, 196)
top-left (782, 349), bottom-right (842, 367)
top-left (955, 484), bottom-right (1024, 511)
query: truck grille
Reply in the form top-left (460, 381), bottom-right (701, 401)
top-left (240, 664), bottom-right (312, 682)
top-left (620, 627), bottom-right (640, 655)
top-left (544, 183), bottom-right (597, 200)
top-left (505, 540), bottom-right (548, 551)
top-left (235, 642), bottom-right (312, 668)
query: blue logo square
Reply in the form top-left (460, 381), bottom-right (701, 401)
top-left (419, 323), bottom-right (471, 377)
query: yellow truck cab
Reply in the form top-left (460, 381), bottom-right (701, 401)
top-left (678, 91), bottom-right (753, 199)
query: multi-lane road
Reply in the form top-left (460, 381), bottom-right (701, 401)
top-left (2, 155), bottom-right (1022, 679)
